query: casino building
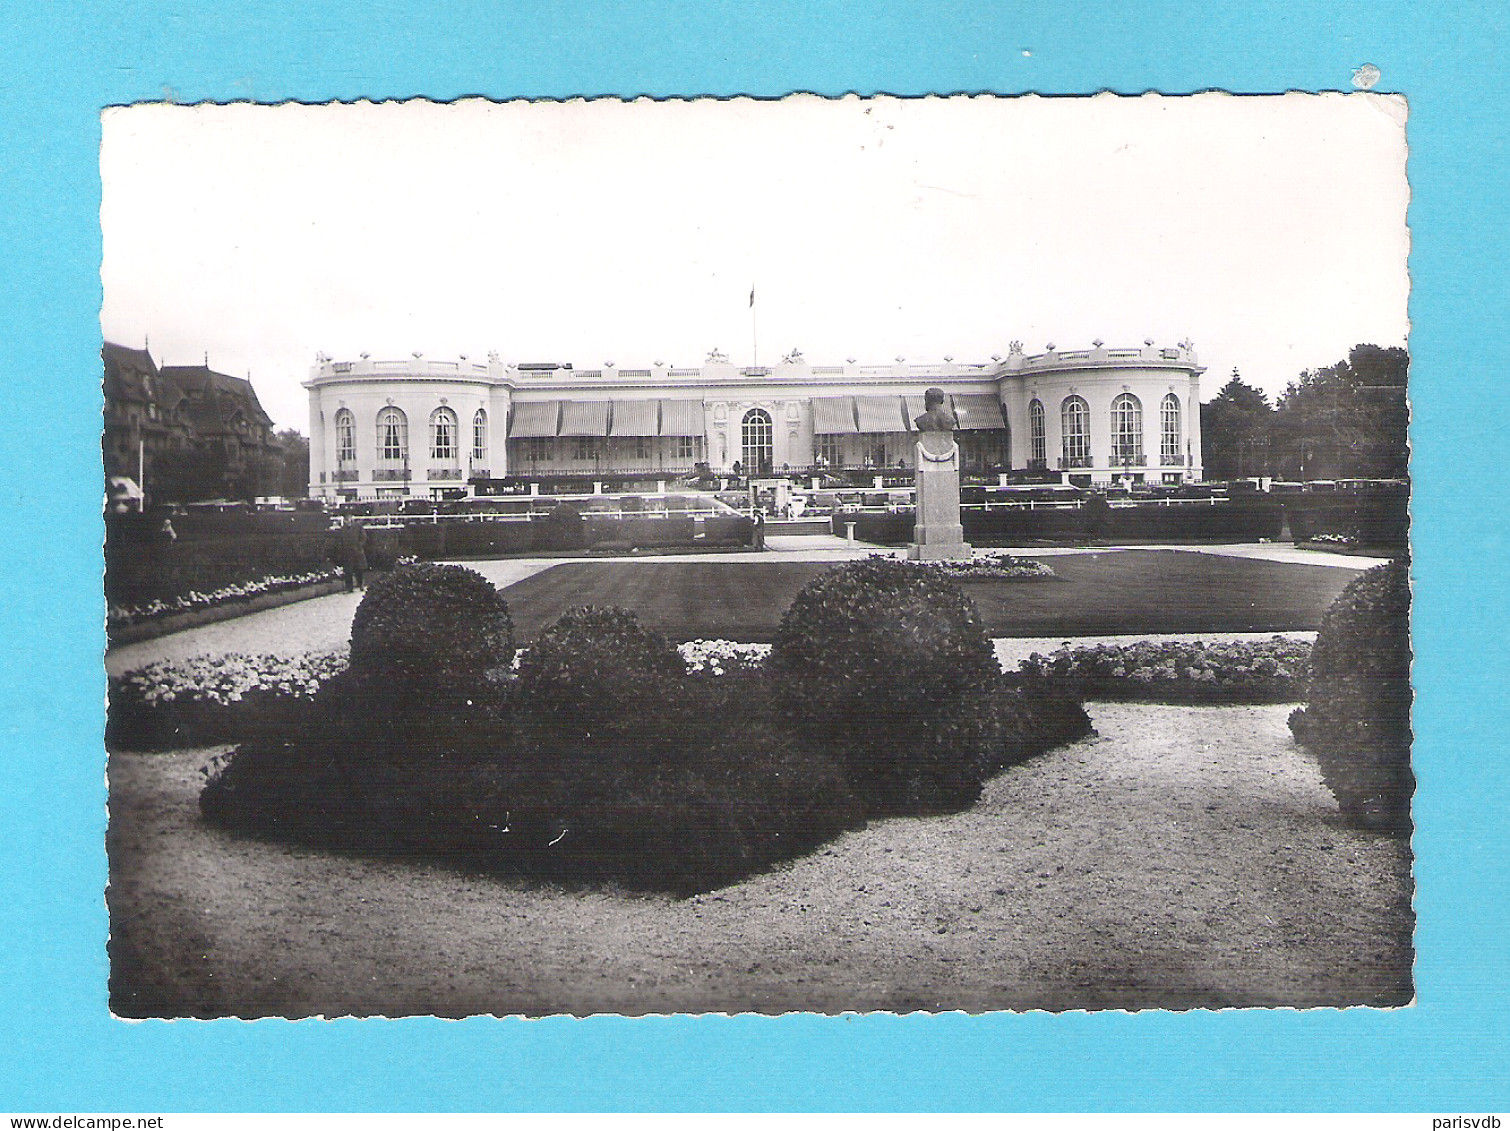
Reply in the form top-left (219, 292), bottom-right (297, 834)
top-left (304, 340), bottom-right (1204, 500)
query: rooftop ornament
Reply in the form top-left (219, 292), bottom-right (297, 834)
top-left (1046, 343), bottom-right (1056, 351)
top-left (1092, 339), bottom-right (1104, 347)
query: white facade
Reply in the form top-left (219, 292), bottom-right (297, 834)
top-left (304, 342), bottom-right (1204, 499)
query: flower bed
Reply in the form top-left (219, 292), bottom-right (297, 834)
top-left (107, 649), bottom-right (349, 750)
top-left (112, 642), bottom-right (780, 749)
top-left (1016, 636), bottom-right (1311, 704)
top-left (908, 552), bottom-right (1056, 580)
top-left (678, 639), bottom-right (772, 675)
top-left (107, 569), bottom-right (342, 631)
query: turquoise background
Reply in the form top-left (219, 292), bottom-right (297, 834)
top-left (2, 0), bottom-right (1506, 1112)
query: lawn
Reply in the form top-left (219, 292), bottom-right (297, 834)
top-left (493, 550), bottom-right (1359, 642)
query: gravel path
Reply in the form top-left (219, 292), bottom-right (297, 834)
top-left (107, 701), bottom-right (1414, 1018)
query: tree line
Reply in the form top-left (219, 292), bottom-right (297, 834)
top-left (1200, 344), bottom-right (1408, 482)
top-left (147, 428), bottom-right (311, 504)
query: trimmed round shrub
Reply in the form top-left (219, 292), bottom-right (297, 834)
top-left (517, 605), bottom-right (685, 745)
top-left (768, 557), bottom-right (1005, 811)
top-left (1290, 559), bottom-right (1412, 830)
top-left (348, 562), bottom-right (513, 687)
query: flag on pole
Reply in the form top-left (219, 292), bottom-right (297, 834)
top-left (749, 287), bottom-right (755, 308)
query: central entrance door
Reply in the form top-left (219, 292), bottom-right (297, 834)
top-left (741, 408), bottom-right (773, 476)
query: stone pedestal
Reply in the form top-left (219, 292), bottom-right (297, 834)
top-left (908, 432), bottom-right (972, 561)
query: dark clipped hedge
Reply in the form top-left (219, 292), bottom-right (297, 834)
top-left (201, 568), bottom-right (1091, 893)
top-left (516, 606), bottom-right (685, 746)
top-left (104, 529), bottom-right (332, 608)
top-left (348, 562), bottom-right (514, 689)
top-left (770, 557), bottom-right (1055, 811)
top-left (837, 499), bottom-right (1284, 545)
top-left (399, 521), bottom-right (536, 559)
top-left (532, 503), bottom-right (586, 551)
top-left (200, 666), bottom-right (865, 895)
top-left (584, 516), bottom-right (694, 548)
top-left (1285, 493), bottom-right (1410, 549)
top-left (1289, 559), bottom-right (1413, 830)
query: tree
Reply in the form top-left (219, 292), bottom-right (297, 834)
top-left (1200, 369), bottom-right (1274, 481)
top-left (273, 429), bottom-right (311, 499)
top-left (1272, 345), bottom-right (1408, 480)
top-left (148, 444), bottom-right (227, 504)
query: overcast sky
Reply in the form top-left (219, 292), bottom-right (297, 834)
top-left (100, 93), bottom-right (1409, 434)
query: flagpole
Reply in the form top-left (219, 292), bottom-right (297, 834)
top-left (750, 286), bottom-right (758, 369)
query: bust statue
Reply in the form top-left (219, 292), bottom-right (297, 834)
top-left (913, 387), bottom-right (958, 432)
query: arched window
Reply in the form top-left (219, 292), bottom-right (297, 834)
top-left (334, 408), bottom-right (355, 464)
top-left (741, 409), bottom-right (773, 475)
top-left (1029, 399), bottom-right (1046, 466)
top-left (1111, 393), bottom-right (1143, 466)
top-left (1160, 394), bottom-right (1182, 464)
top-left (1061, 396), bottom-right (1090, 468)
top-left (430, 407), bottom-right (458, 462)
top-left (472, 409), bottom-right (488, 463)
top-left (377, 406), bottom-right (408, 462)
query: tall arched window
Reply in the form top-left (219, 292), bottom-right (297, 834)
top-left (430, 407), bottom-right (458, 462)
top-left (377, 406), bottom-right (408, 462)
top-left (1061, 396), bottom-right (1090, 468)
top-left (334, 408), bottom-right (355, 464)
top-left (741, 409), bottom-right (773, 475)
top-left (1029, 399), bottom-right (1046, 466)
top-left (1111, 393), bottom-right (1143, 466)
top-left (472, 409), bottom-right (488, 464)
top-left (1160, 394), bottom-right (1182, 464)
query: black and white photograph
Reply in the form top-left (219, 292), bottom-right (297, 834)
top-left (100, 93), bottom-right (1413, 1018)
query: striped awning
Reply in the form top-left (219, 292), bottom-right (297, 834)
top-left (854, 395), bottom-right (908, 434)
top-left (609, 400), bottom-right (658, 437)
top-left (812, 396), bottom-right (858, 434)
top-left (953, 394), bottom-right (1006, 431)
top-left (509, 401), bottom-right (560, 438)
top-left (658, 399), bottom-right (705, 436)
top-left (904, 395), bottom-right (929, 430)
top-left (558, 400), bottom-right (612, 437)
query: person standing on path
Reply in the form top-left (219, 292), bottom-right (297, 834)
top-left (334, 517), bottom-right (369, 592)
